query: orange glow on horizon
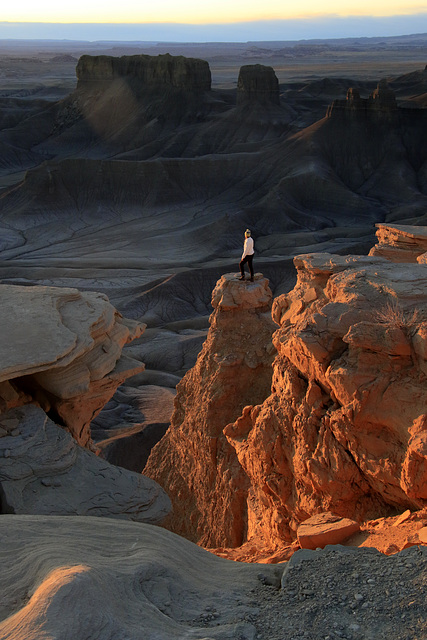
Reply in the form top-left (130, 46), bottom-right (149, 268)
top-left (1, 0), bottom-right (426, 25)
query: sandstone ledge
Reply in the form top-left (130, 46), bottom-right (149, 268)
top-left (369, 223), bottom-right (427, 263)
top-left (212, 272), bottom-right (272, 311)
top-left (0, 284), bottom-right (145, 446)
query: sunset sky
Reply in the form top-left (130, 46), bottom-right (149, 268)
top-left (1, 0), bottom-right (426, 40)
top-left (2, 0), bottom-right (425, 23)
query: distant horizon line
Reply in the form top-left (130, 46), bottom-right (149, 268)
top-left (1, 15), bottom-right (427, 43)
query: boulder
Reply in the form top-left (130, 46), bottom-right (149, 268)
top-left (297, 512), bottom-right (360, 549)
top-left (144, 273), bottom-right (276, 547)
top-left (0, 284), bottom-right (145, 447)
top-left (0, 404), bottom-right (170, 523)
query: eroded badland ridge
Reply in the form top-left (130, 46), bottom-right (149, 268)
top-left (0, 41), bottom-right (427, 639)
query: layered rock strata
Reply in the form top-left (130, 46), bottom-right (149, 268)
top-left (237, 64), bottom-right (280, 105)
top-left (369, 223), bottom-right (427, 262)
top-left (0, 404), bottom-right (170, 522)
top-left (0, 285), bottom-right (145, 447)
top-left (144, 273), bottom-right (276, 547)
top-left (225, 253), bottom-right (427, 547)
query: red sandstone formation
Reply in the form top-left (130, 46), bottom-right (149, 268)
top-left (144, 273), bottom-right (276, 547)
top-left (145, 227), bottom-right (427, 555)
top-left (225, 251), bottom-right (427, 548)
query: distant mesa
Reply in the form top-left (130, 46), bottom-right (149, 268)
top-left (327, 78), bottom-right (398, 118)
top-left (76, 53), bottom-right (212, 93)
top-left (237, 64), bottom-right (280, 106)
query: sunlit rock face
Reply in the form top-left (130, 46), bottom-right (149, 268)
top-left (237, 64), bottom-right (280, 105)
top-left (76, 53), bottom-right (212, 92)
top-left (146, 229), bottom-right (427, 556)
top-left (225, 251), bottom-right (427, 548)
top-left (0, 285), bottom-right (145, 448)
top-left (369, 223), bottom-right (427, 263)
top-left (144, 273), bottom-right (276, 547)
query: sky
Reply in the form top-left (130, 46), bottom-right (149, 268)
top-left (1, 0), bottom-right (427, 41)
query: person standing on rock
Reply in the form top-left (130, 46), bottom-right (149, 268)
top-left (239, 229), bottom-right (254, 282)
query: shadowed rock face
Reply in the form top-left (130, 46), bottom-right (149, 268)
top-left (0, 285), bottom-right (171, 524)
top-left (76, 53), bottom-right (212, 92)
top-left (0, 404), bottom-right (170, 523)
top-left (237, 64), bottom-right (280, 105)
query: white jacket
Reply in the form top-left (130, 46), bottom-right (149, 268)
top-left (241, 236), bottom-right (254, 259)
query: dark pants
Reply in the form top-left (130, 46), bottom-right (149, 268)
top-left (239, 254), bottom-right (254, 278)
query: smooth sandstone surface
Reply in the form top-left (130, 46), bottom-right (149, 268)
top-left (0, 514), bottom-right (281, 640)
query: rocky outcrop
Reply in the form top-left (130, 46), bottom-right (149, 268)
top-left (237, 64), bottom-right (280, 105)
top-left (144, 273), bottom-right (276, 547)
top-left (0, 285), bottom-right (145, 447)
top-left (369, 223), bottom-right (427, 262)
top-left (326, 79), bottom-right (398, 119)
top-left (76, 53), bottom-right (211, 92)
top-left (0, 404), bottom-right (170, 522)
top-left (145, 234), bottom-right (427, 554)
top-left (225, 252), bottom-right (427, 549)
